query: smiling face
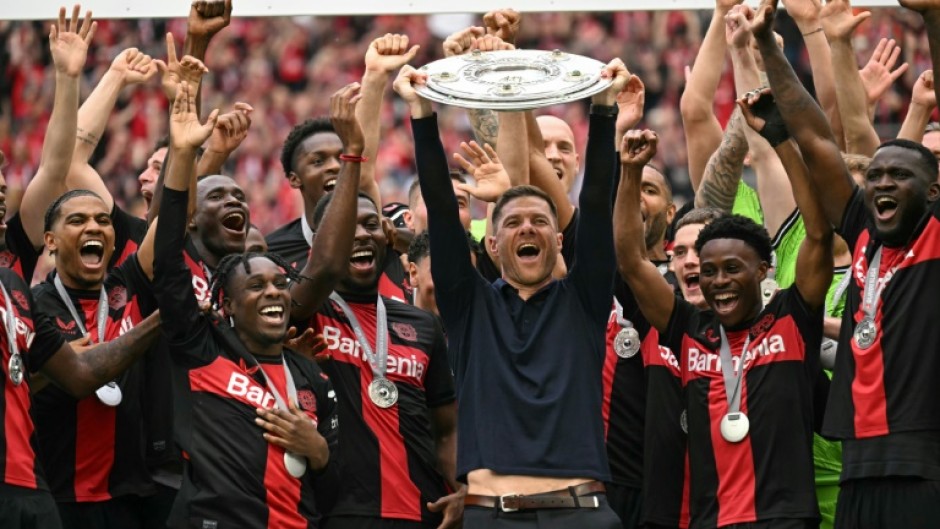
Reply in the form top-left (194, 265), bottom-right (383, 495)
top-left (337, 197), bottom-right (388, 295)
top-left (864, 145), bottom-right (940, 246)
top-left (223, 257), bottom-right (291, 347)
top-left (289, 131), bottom-right (343, 207)
top-left (489, 195), bottom-right (562, 291)
top-left (673, 223), bottom-right (707, 309)
top-left (699, 238), bottom-right (768, 328)
top-left (138, 146), bottom-right (167, 206)
top-left (537, 115), bottom-right (580, 193)
top-left (192, 175), bottom-right (250, 260)
top-left (44, 195), bottom-right (116, 290)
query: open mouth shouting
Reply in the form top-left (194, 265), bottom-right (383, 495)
top-left (350, 247), bottom-right (376, 272)
top-left (684, 272), bottom-right (700, 293)
top-left (873, 195), bottom-right (899, 224)
top-left (221, 209), bottom-right (247, 235)
top-left (323, 177), bottom-right (338, 193)
top-left (712, 292), bottom-right (739, 314)
top-left (516, 242), bottom-right (541, 263)
top-left (258, 303), bottom-right (286, 326)
top-left (79, 239), bottom-right (105, 268)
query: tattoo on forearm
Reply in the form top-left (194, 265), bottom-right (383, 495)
top-left (469, 109), bottom-right (499, 148)
top-left (697, 112), bottom-right (747, 212)
top-left (76, 127), bottom-right (100, 147)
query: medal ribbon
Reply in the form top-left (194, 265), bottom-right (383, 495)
top-left (718, 326), bottom-right (751, 415)
top-left (247, 355), bottom-right (298, 413)
top-left (0, 280), bottom-right (21, 364)
top-left (329, 292), bottom-right (389, 380)
top-left (613, 298), bottom-right (632, 329)
top-left (53, 275), bottom-right (108, 344)
top-left (860, 246), bottom-right (886, 321)
top-left (825, 272), bottom-right (852, 317)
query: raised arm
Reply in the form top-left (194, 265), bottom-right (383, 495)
top-left (615, 131), bottom-right (676, 332)
top-left (897, 70), bottom-right (936, 142)
top-left (196, 102), bottom-right (253, 176)
top-left (681, 0), bottom-right (743, 191)
top-left (820, 0), bottom-right (881, 156)
top-left (748, 0), bottom-right (855, 228)
top-left (19, 6), bottom-right (95, 248)
top-left (290, 85), bottom-right (365, 321)
top-left (442, 25), bottom-right (496, 147)
top-left (694, 110), bottom-right (748, 212)
top-left (69, 48), bottom-right (158, 211)
top-left (858, 38), bottom-right (909, 121)
top-left (903, 2), bottom-right (940, 108)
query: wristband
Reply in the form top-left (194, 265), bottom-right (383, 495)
top-left (590, 104), bottom-right (618, 117)
top-left (802, 27), bottom-right (824, 37)
top-left (749, 93), bottom-right (790, 147)
top-left (339, 154), bottom-right (368, 163)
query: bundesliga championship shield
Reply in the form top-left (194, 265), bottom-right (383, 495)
top-left (415, 49), bottom-right (612, 110)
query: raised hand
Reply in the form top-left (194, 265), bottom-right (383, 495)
top-left (443, 26), bottom-right (486, 57)
top-left (593, 58), bottom-right (631, 106)
top-left (255, 404), bottom-right (329, 470)
top-left (471, 34), bottom-right (515, 52)
top-left (50, 5), bottom-right (96, 77)
top-left (781, 0), bottom-right (822, 28)
top-left (110, 48), bottom-right (159, 88)
top-left (820, 0), bottom-right (871, 41)
top-left (155, 33), bottom-right (210, 102)
top-left (747, 0), bottom-right (780, 39)
top-left (620, 129), bottom-right (659, 168)
top-left (911, 69), bottom-right (937, 108)
top-left (170, 81), bottom-right (219, 150)
top-left (858, 38), bottom-right (909, 105)
top-left (725, 4), bottom-right (754, 49)
top-left (393, 65), bottom-right (429, 108)
top-left (205, 102), bottom-right (253, 157)
top-left (187, 0), bottom-right (232, 39)
top-left (452, 141), bottom-right (511, 203)
top-left (283, 327), bottom-right (329, 362)
top-left (330, 83), bottom-right (365, 154)
top-left (364, 33), bottom-right (420, 74)
top-left (482, 9), bottom-right (521, 45)
top-left (616, 75), bottom-right (646, 135)
top-left (737, 88), bottom-right (791, 147)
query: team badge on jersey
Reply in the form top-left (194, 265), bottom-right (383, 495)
top-left (297, 389), bottom-right (317, 413)
top-left (108, 286), bottom-right (128, 311)
top-left (392, 322), bottom-right (417, 342)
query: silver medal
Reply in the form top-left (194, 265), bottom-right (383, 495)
top-left (679, 409), bottom-right (688, 434)
top-left (8, 353), bottom-right (24, 386)
top-left (820, 338), bottom-right (838, 370)
top-left (760, 277), bottom-right (778, 307)
top-left (719, 412), bottom-right (749, 443)
top-left (95, 381), bottom-right (122, 407)
top-left (853, 318), bottom-right (877, 349)
top-left (614, 327), bottom-right (641, 359)
top-left (368, 378), bottom-right (398, 408)
top-left (284, 452), bottom-right (307, 478)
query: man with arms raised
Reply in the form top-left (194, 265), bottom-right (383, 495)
top-left (397, 56), bottom-right (628, 527)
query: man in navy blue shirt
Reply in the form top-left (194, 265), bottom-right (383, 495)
top-left (393, 60), bottom-right (628, 528)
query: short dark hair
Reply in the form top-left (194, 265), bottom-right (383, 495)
top-left (492, 185), bottom-right (557, 228)
top-left (280, 118), bottom-right (335, 177)
top-left (675, 207), bottom-right (725, 231)
top-left (876, 139), bottom-right (939, 182)
top-left (209, 252), bottom-right (301, 312)
top-left (312, 191), bottom-right (379, 229)
top-left (694, 214), bottom-right (773, 264)
top-left (407, 170), bottom-right (468, 209)
top-left (44, 189), bottom-right (105, 232)
top-left (408, 230), bottom-right (431, 264)
top-left (153, 136), bottom-right (169, 153)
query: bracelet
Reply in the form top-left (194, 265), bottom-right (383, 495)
top-left (339, 154), bottom-right (368, 163)
top-left (590, 104), bottom-right (618, 117)
top-left (802, 27), bottom-right (824, 37)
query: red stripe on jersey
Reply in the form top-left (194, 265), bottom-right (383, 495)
top-left (3, 373), bottom-right (37, 489)
top-left (190, 357), bottom-right (278, 410)
top-left (184, 251), bottom-right (212, 304)
top-left (260, 365), bottom-right (307, 529)
top-left (601, 310), bottom-right (619, 439)
top-left (378, 273), bottom-right (407, 304)
top-left (360, 366), bottom-right (422, 521)
top-left (73, 398), bottom-right (116, 500)
top-left (709, 373), bottom-right (756, 526)
top-left (680, 449), bottom-right (691, 529)
top-left (683, 316), bottom-right (804, 383)
top-left (114, 240), bottom-right (139, 268)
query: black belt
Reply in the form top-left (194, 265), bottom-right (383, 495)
top-left (464, 481), bottom-right (605, 512)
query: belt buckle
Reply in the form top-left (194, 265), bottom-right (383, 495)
top-left (499, 494), bottom-right (522, 512)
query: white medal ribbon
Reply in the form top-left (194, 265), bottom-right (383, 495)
top-left (718, 326), bottom-right (751, 443)
top-left (854, 247), bottom-right (887, 349)
top-left (53, 275), bottom-right (121, 406)
top-left (250, 355), bottom-right (308, 478)
top-left (821, 272), bottom-right (852, 369)
top-left (0, 280), bottom-right (24, 386)
top-left (328, 293), bottom-right (397, 408)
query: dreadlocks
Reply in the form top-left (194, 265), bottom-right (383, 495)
top-left (208, 251), bottom-right (302, 312)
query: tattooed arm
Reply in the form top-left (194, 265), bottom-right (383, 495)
top-left (468, 109), bottom-right (499, 148)
top-left (694, 109), bottom-right (748, 212)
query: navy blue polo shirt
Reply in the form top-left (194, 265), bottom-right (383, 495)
top-left (413, 112), bottom-right (617, 482)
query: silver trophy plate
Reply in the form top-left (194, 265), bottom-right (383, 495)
top-left (416, 49), bottom-right (612, 110)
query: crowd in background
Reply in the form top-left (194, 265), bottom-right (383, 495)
top-left (1, 7), bottom-right (933, 233)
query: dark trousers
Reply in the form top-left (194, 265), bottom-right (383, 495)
top-left (722, 519), bottom-right (818, 529)
top-left (835, 477), bottom-right (940, 529)
top-left (0, 486), bottom-right (62, 529)
top-left (463, 494), bottom-right (622, 529)
top-left (323, 515), bottom-right (433, 529)
top-left (605, 482), bottom-right (641, 529)
top-left (59, 494), bottom-right (156, 529)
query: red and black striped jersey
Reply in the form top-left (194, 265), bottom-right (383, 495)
top-left (662, 287), bottom-right (822, 528)
top-left (30, 254), bottom-right (156, 502)
top-left (0, 214), bottom-right (40, 285)
top-left (0, 267), bottom-right (66, 492)
top-left (306, 294), bottom-right (456, 524)
top-left (265, 218), bottom-right (412, 303)
top-left (827, 188), bottom-right (940, 480)
top-left (154, 188), bottom-right (339, 529)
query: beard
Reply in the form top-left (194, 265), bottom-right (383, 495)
top-left (644, 211), bottom-right (669, 252)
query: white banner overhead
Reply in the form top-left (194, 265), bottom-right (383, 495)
top-left (0, 0), bottom-right (905, 20)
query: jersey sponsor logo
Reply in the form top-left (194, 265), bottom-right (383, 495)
top-left (119, 315), bottom-right (135, 336)
top-left (0, 305), bottom-right (36, 348)
top-left (391, 322), bottom-right (417, 342)
top-left (686, 334), bottom-right (787, 374)
top-left (659, 345), bottom-right (680, 369)
top-left (322, 325), bottom-right (426, 381)
top-left (225, 372), bottom-right (277, 409)
top-left (191, 274), bottom-right (211, 303)
top-left (108, 286), bottom-right (127, 311)
top-left (56, 317), bottom-right (77, 332)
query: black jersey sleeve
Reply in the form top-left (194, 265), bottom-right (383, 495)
top-left (614, 279), bottom-right (652, 340)
top-left (424, 315), bottom-right (456, 408)
top-left (560, 208), bottom-right (579, 269)
top-left (4, 213), bottom-right (40, 283)
top-left (23, 286), bottom-right (67, 373)
top-left (567, 113), bottom-right (617, 324)
top-left (836, 187), bottom-right (868, 251)
top-left (106, 254), bottom-right (158, 317)
top-left (110, 205), bottom-right (148, 268)
top-left (152, 187), bottom-right (211, 361)
top-left (662, 297), bottom-right (699, 358)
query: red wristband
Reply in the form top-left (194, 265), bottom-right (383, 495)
top-left (339, 153), bottom-right (368, 163)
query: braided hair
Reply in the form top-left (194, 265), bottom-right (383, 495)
top-left (208, 251), bottom-right (305, 312)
